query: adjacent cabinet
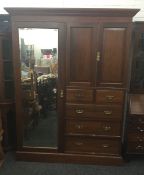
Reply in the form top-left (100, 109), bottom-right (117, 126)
top-left (0, 15), bottom-right (15, 153)
top-left (126, 22), bottom-right (144, 156)
top-left (5, 8), bottom-right (139, 165)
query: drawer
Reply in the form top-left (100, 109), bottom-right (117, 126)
top-left (128, 116), bottom-right (144, 125)
top-left (66, 104), bottom-right (123, 120)
top-left (65, 120), bottom-right (121, 136)
top-left (128, 123), bottom-right (144, 132)
top-left (96, 90), bottom-right (124, 104)
top-left (127, 142), bottom-right (144, 153)
top-left (66, 89), bottom-right (93, 103)
top-left (127, 132), bottom-right (144, 142)
top-left (64, 137), bottom-right (121, 155)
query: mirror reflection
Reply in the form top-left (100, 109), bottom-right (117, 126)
top-left (19, 28), bottom-right (58, 147)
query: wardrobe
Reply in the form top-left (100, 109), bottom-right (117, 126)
top-left (5, 8), bottom-right (139, 165)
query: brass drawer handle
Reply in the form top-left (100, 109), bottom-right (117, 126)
top-left (75, 109), bottom-right (84, 114)
top-left (104, 111), bottom-right (112, 115)
top-left (102, 144), bottom-right (109, 148)
top-left (137, 137), bottom-right (144, 142)
top-left (75, 142), bottom-right (83, 146)
top-left (137, 127), bottom-right (144, 132)
top-left (106, 95), bottom-right (114, 102)
top-left (103, 126), bottom-right (111, 131)
top-left (136, 145), bottom-right (144, 150)
top-left (138, 118), bottom-right (144, 124)
top-left (75, 93), bottom-right (83, 98)
top-left (75, 124), bottom-right (83, 129)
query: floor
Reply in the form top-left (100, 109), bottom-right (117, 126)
top-left (0, 152), bottom-right (144, 175)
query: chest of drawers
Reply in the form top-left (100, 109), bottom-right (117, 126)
top-left (127, 94), bottom-right (144, 155)
top-left (64, 89), bottom-right (124, 157)
top-left (127, 116), bottom-right (144, 153)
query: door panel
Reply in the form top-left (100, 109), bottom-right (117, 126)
top-left (97, 24), bottom-right (128, 87)
top-left (66, 24), bottom-right (96, 87)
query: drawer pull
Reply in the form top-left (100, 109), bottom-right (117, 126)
top-left (137, 127), bottom-right (144, 132)
top-left (136, 145), bottom-right (144, 150)
top-left (138, 118), bottom-right (144, 124)
top-left (106, 95), bottom-right (114, 102)
top-left (102, 144), bottom-right (109, 148)
top-left (91, 134), bottom-right (97, 137)
top-left (75, 93), bottom-right (83, 98)
top-left (75, 142), bottom-right (83, 146)
top-left (103, 126), bottom-right (111, 131)
top-left (75, 109), bottom-right (84, 114)
top-left (75, 125), bottom-right (83, 129)
top-left (104, 111), bottom-right (112, 115)
top-left (137, 138), bottom-right (144, 142)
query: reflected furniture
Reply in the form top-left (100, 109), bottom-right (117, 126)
top-left (5, 8), bottom-right (139, 165)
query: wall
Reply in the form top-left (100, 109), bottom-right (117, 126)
top-left (0, 0), bottom-right (144, 21)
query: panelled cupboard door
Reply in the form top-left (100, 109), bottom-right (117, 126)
top-left (97, 23), bottom-right (130, 88)
top-left (66, 24), bottom-right (97, 87)
top-left (66, 23), bottom-right (130, 89)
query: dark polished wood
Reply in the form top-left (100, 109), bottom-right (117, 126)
top-left (65, 119), bottom-right (121, 136)
top-left (96, 90), bottom-right (124, 104)
top-left (65, 104), bottom-right (123, 121)
top-left (64, 136), bottom-right (121, 155)
top-left (129, 94), bottom-right (144, 115)
top-left (97, 24), bottom-right (129, 87)
top-left (66, 24), bottom-right (96, 87)
top-left (66, 89), bottom-right (93, 103)
top-left (0, 111), bottom-right (4, 167)
top-left (130, 22), bottom-right (144, 93)
top-left (0, 16), bottom-right (16, 152)
top-left (5, 8), bottom-right (139, 165)
top-left (5, 8), bottom-right (139, 17)
top-left (127, 94), bottom-right (144, 156)
top-left (16, 151), bottom-right (125, 165)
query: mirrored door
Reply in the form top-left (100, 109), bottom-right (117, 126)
top-left (18, 28), bottom-right (59, 148)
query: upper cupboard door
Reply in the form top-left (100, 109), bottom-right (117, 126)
top-left (66, 24), bottom-right (97, 87)
top-left (97, 23), bottom-right (130, 88)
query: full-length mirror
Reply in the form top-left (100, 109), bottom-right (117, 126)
top-left (19, 28), bottom-right (58, 147)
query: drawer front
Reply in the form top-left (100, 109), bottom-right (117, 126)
top-left (127, 142), bottom-right (144, 153)
top-left (127, 132), bottom-right (144, 142)
top-left (65, 120), bottom-right (121, 136)
top-left (66, 104), bottom-right (123, 120)
top-left (66, 89), bottom-right (93, 103)
top-left (64, 137), bottom-right (121, 155)
top-left (96, 90), bottom-right (124, 104)
top-left (128, 117), bottom-right (144, 126)
top-left (128, 122), bottom-right (144, 133)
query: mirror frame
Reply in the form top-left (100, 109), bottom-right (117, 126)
top-left (12, 21), bottom-right (65, 152)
